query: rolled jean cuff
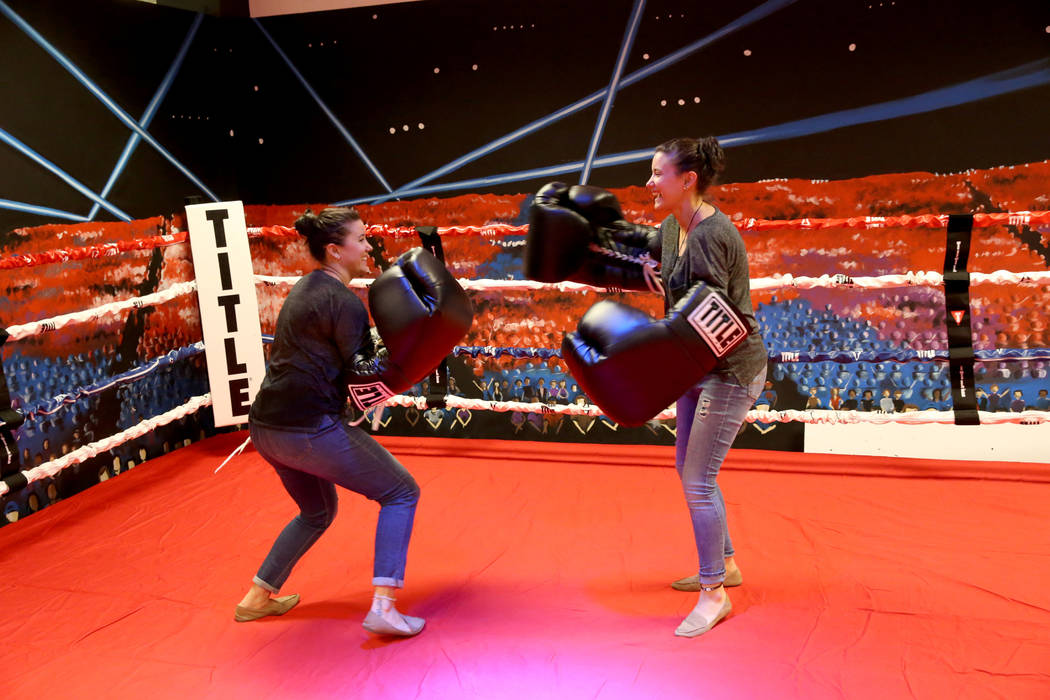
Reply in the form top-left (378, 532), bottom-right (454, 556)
top-left (699, 574), bottom-right (725, 587)
top-left (372, 576), bottom-right (403, 588)
top-left (252, 575), bottom-right (279, 594)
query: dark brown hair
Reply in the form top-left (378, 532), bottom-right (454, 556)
top-left (293, 207), bottom-right (362, 261)
top-left (654, 136), bottom-right (726, 194)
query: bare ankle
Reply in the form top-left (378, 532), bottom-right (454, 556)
top-left (240, 584), bottom-right (271, 608)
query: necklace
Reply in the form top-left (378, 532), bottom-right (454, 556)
top-left (678, 199), bottom-right (705, 254)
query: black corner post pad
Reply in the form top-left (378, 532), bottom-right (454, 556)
top-left (425, 359), bottom-right (449, 409)
top-left (941, 214), bottom-right (979, 424)
top-left (416, 226), bottom-right (445, 264)
top-left (944, 214), bottom-right (974, 274)
top-left (2, 471), bottom-right (28, 493)
top-left (417, 225), bottom-right (450, 410)
top-left (1, 323), bottom-right (25, 475)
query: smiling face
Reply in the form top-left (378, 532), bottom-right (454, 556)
top-left (326, 219), bottom-right (371, 277)
top-left (646, 151), bottom-right (695, 214)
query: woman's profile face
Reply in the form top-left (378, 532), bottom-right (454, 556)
top-left (646, 151), bottom-right (691, 214)
top-left (329, 219), bottom-right (372, 276)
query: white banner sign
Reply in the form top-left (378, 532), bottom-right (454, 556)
top-left (185, 201), bottom-right (265, 427)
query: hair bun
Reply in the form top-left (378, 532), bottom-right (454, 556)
top-left (293, 208), bottom-right (320, 240)
top-left (698, 137), bottom-right (726, 175)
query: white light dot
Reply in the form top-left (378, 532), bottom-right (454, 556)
top-left (1045, 25), bottom-right (1049, 33)
top-left (307, 43), bottom-right (312, 48)
top-left (258, 138), bottom-right (264, 145)
top-left (333, 40), bottom-right (337, 44)
top-left (642, 52), bottom-right (650, 60)
top-left (493, 26), bottom-right (498, 31)
top-left (693, 96), bottom-right (700, 103)
top-left (433, 67), bottom-right (440, 74)
top-left (229, 130), bottom-right (234, 137)
top-left (743, 49), bottom-right (752, 56)
top-left (531, 23), bottom-right (535, 28)
top-left (389, 127), bottom-right (396, 134)
top-left (253, 85), bottom-right (259, 91)
top-left (372, 13), bottom-right (378, 19)
top-left (472, 64), bottom-right (478, 71)
top-left (677, 98), bottom-right (685, 106)
top-left (319, 42), bottom-right (324, 46)
top-left (418, 122), bottom-right (425, 130)
top-left (402, 124), bottom-right (409, 131)
top-left (659, 99), bottom-right (667, 107)
top-left (849, 43), bottom-right (857, 51)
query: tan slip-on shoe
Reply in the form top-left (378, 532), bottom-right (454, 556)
top-left (234, 593), bottom-right (300, 622)
top-left (671, 567), bottom-right (743, 591)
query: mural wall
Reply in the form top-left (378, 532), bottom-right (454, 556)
top-left (2, 0), bottom-right (1049, 522)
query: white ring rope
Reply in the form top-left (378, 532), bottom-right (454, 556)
top-left (11, 389), bottom-right (1049, 497)
top-left (4, 281), bottom-right (198, 342)
top-left (751, 270), bottom-right (1050, 291)
top-left (741, 408), bottom-right (1049, 425)
top-left (0, 393), bottom-right (213, 497)
top-left (369, 395), bottom-right (1050, 425)
top-left (8, 268), bottom-right (1050, 343)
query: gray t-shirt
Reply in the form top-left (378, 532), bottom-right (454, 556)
top-left (659, 207), bottom-right (767, 388)
top-left (250, 270), bottom-right (368, 431)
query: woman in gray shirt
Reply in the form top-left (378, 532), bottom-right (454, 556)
top-left (647, 137), bottom-right (767, 637)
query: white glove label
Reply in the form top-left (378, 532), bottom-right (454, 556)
top-left (686, 294), bottom-right (748, 357)
top-left (349, 381), bottom-right (395, 411)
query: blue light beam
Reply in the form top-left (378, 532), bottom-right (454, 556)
top-left (0, 126), bottom-right (132, 221)
top-left (253, 18), bottom-right (393, 193)
top-left (337, 57), bottom-right (1050, 203)
top-left (580, 0), bottom-right (646, 185)
top-left (0, 199), bottom-right (90, 223)
top-left (88, 13), bottom-right (204, 220)
top-left (352, 0), bottom-right (798, 205)
top-left (0, 0), bottom-right (219, 202)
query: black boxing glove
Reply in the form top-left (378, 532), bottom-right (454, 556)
top-left (347, 248), bottom-right (474, 410)
top-left (526, 182), bottom-right (662, 292)
top-left (561, 281), bottom-right (749, 425)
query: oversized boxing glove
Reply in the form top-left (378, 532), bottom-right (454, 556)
top-left (526, 182), bottom-right (662, 292)
top-left (347, 248), bottom-right (473, 410)
top-left (561, 282), bottom-right (749, 426)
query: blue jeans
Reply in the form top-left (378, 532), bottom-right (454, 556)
top-left (676, 368), bottom-right (766, 587)
top-left (249, 415), bottom-right (419, 591)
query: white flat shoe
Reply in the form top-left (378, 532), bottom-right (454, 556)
top-left (675, 593), bottom-right (732, 637)
top-left (362, 609), bottom-right (425, 637)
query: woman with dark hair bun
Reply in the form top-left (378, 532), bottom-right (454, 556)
top-left (647, 137), bottom-right (768, 637)
top-left (234, 206), bottom-right (428, 636)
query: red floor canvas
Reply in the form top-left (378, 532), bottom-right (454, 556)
top-left (2, 433), bottom-right (1048, 699)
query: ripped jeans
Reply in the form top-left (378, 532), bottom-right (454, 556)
top-left (675, 368), bottom-right (766, 587)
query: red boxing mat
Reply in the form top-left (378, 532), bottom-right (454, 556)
top-left (1, 433), bottom-right (1048, 698)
